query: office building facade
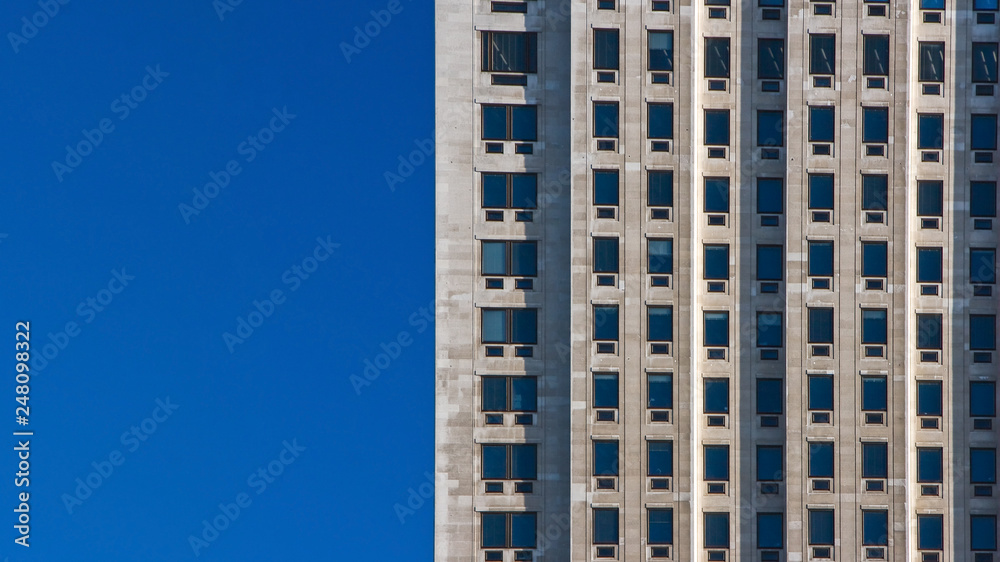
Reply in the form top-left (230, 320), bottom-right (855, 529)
top-left (436, 1), bottom-right (999, 561)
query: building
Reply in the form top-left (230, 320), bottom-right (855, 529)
top-left (436, 1), bottom-right (999, 561)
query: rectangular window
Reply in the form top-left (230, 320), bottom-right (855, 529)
top-left (918, 514), bottom-right (943, 550)
top-left (863, 510), bottom-right (889, 546)
top-left (918, 448), bottom-right (943, 483)
top-left (593, 372), bottom-right (618, 409)
top-left (704, 244), bottom-right (729, 280)
top-left (593, 441), bottom-right (618, 476)
top-left (864, 35), bottom-right (889, 76)
top-left (481, 32), bottom-right (537, 73)
top-left (971, 448), bottom-right (997, 484)
top-left (705, 177), bottom-right (730, 212)
top-left (757, 178), bottom-right (783, 214)
top-left (809, 107), bottom-right (835, 142)
top-left (917, 381), bottom-right (943, 416)
top-left (862, 376), bottom-right (887, 411)
top-left (482, 376), bottom-right (537, 412)
top-left (757, 245), bottom-right (783, 280)
top-left (809, 442), bottom-right (834, 477)
top-left (971, 381), bottom-right (997, 417)
top-left (917, 314), bottom-right (943, 350)
top-left (862, 442), bottom-right (888, 478)
top-left (972, 114), bottom-right (998, 151)
top-left (648, 373), bottom-right (673, 409)
top-left (594, 102), bottom-right (619, 138)
top-left (593, 305), bottom-right (619, 341)
top-left (917, 248), bottom-right (943, 283)
top-left (757, 312), bottom-right (783, 348)
top-left (919, 42), bottom-right (945, 82)
top-left (649, 103), bottom-right (674, 139)
top-left (704, 513), bottom-right (730, 549)
top-left (482, 444), bottom-right (537, 480)
top-left (483, 173), bottom-right (537, 209)
top-left (648, 170), bottom-right (674, 207)
top-left (758, 111), bottom-right (784, 147)
top-left (758, 38), bottom-right (785, 80)
top-left (705, 38), bottom-right (730, 78)
top-left (593, 29), bottom-right (619, 70)
top-left (809, 375), bottom-right (834, 411)
top-left (704, 445), bottom-right (729, 481)
top-left (759, 513), bottom-right (784, 549)
top-left (704, 378), bottom-right (729, 414)
top-left (863, 174), bottom-right (889, 211)
top-left (757, 379), bottom-right (783, 414)
top-left (648, 307), bottom-right (673, 342)
top-left (481, 512), bottom-right (537, 548)
top-left (482, 105), bottom-right (537, 141)
top-left (809, 509), bottom-right (835, 545)
top-left (973, 42), bottom-right (999, 83)
top-left (594, 170), bottom-right (619, 206)
top-left (921, 0), bottom-right (945, 7)
top-left (863, 107), bottom-right (889, 143)
top-left (705, 110), bottom-right (730, 145)
top-left (648, 441), bottom-right (673, 476)
top-left (704, 311), bottom-right (729, 347)
top-left (972, 181), bottom-right (998, 218)
top-left (862, 309), bottom-right (888, 345)
top-left (482, 308), bottom-right (537, 344)
top-left (918, 180), bottom-right (944, 216)
top-left (593, 508), bottom-right (619, 545)
top-left (482, 241), bottom-right (537, 277)
top-left (810, 34), bottom-right (836, 75)
top-left (809, 173), bottom-right (834, 210)
top-left (808, 240), bottom-right (834, 277)
top-left (809, 308), bottom-right (834, 343)
top-left (593, 238), bottom-right (618, 274)
top-left (648, 509), bottom-right (673, 545)
top-left (862, 242), bottom-right (887, 277)
top-left (648, 239), bottom-right (673, 274)
top-left (757, 445), bottom-right (783, 481)
top-left (971, 315), bottom-right (997, 350)
top-left (918, 114), bottom-right (944, 149)
top-left (971, 515), bottom-right (997, 551)
top-left (976, 0), bottom-right (1000, 10)
top-left (648, 31), bottom-right (674, 71)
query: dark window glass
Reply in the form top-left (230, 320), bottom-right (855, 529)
top-left (648, 307), bottom-right (673, 342)
top-left (758, 111), bottom-right (784, 147)
top-left (863, 174), bottom-right (888, 211)
top-left (482, 512), bottom-right (507, 547)
top-left (593, 29), bottom-right (619, 70)
top-left (917, 248), bottom-right (943, 283)
top-left (918, 180), bottom-right (943, 216)
top-left (759, 513), bottom-right (784, 549)
top-left (704, 378), bottom-right (729, 414)
top-left (648, 239), bottom-right (673, 274)
top-left (705, 110), bottom-right (730, 145)
top-left (862, 309), bottom-right (888, 345)
top-left (648, 509), bottom-right (673, 545)
top-left (917, 448), bottom-right (943, 483)
top-left (482, 31), bottom-right (538, 73)
top-left (973, 43), bottom-right (999, 83)
top-left (482, 513), bottom-right (537, 548)
top-left (593, 372), bottom-right (618, 409)
top-left (917, 381), bottom-right (943, 416)
top-left (862, 242), bottom-right (887, 277)
top-left (809, 308), bottom-right (834, 344)
top-left (976, 0), bottom-right (1000, 9)
top-left (809, 173), bottom-right (834, 210)
top-left (809, 509), bottom-right (835, 545)
top-left (757, 312), bottom-right (783, 348)
top-left (757, 178), bottom-right (783, 214)
top-left (862, 443), bottom-right (888, 478)
top-left (594, 170), bottom-right (619, 206)
top-left (758, 38), bottom-right (785, 79)
top-left (512, 513), bottom-right (537, 548)
top-left (809, 442), bottom-right (834, 477)
top-left (864, 35), bottom-right (889, 76)
top-left (862, 376), bottom-right (887, 411)
top-left (757, 379), bottom-right (783, 414)
top-left (510, 445), bottom-right (538, 479)
top-left (704, 244), bottom-right (729, 280)
top-left (594, 102), bottom-right (619, 138)
top-left (482, 241), bottom-right (537, 276)
top-left (808, 241), bottom-right (834, 277)
top-left (810, 34), bottom-right (836, 75)
top-left (648, 441), bottom-right (673, 476)
top-left (971, 315), bottom-right (997, 350)
top-left (648, 31), bottom-right (674, 71)
top-left (971, 448), bottom-right (997, 484)
top-left (649, 103), bottom-right (674, 139)
top-left (593, 441), bottom-right (618, 476)
top-left (809, 107), bottom-right (835, 142)
top-left (863, 107), bottom-right (889, 143)
top-left (705, 38), bottom-right (730, 78)
top-left (971, 381), bottom-right (996, 417)
top-left (809, 376), bottom-right (834, 410)
top-left (863, 511), bottom-right (889, 546)
top-left (704, 311), bottom-right (729, 347)
top-left (648, 171), bottom-right (674, 207)
top-left (509, 309), bottom-right (536, 343)
top-left (972, 114), bottom-right (998, 151)
top-left (758, 446), bottom-right (784, 481)
top-left (921, 0), bottom-right (945, 7)
top-left (510, 174), bottom-right (537, 209)
top-left (918, 114), bottom-right (944, 149)
top-left (482, 173), bottom-right (537, 209)
top-left (919, 42), bottom-right (945, 82)
top-left (482, 376), bottom-right (536, 412)
top-left (704, 513), bottom-right (730, 549)
top-left (918, 515), bottom-right (943, 550)
top-left (972, 515), bottom-right (998, 551)
top-left (482, 309), bottom-right (507, 343)
top-left (482, 377), bottom-right (508, 411)
top-left (917, 314), bottom-right (943, 350)
top-left (704, 445), bottom-right (729, 481)
top-left (482, 445), bottom-right (507, 479)
top-left (705, 177), bottom-right (729, 212)
top-left (593, 508), bottom-right (619, 544)
top-left (594, 305), bottom-right (619, 341)
top-left (510, 106), bottom-right (537, 140)
top-left (482, 105), bottom-right (508, 140)
top-left (648, 373), bottom-right (673, 409)
top-left (972, 181), bottom-right (998, 218)
top-left (593, 238), bottom-right (618, 274)
top-left (757, 245), bottom-right (783, 280)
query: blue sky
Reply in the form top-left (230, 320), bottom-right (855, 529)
top-left (0, 1), bottom-right (433, 559)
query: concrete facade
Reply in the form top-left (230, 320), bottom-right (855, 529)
top-left (437, 1), bottom-right (999, 561)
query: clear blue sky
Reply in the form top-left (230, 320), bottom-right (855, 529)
top-left (0, 1), bottom-right (433, 560)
